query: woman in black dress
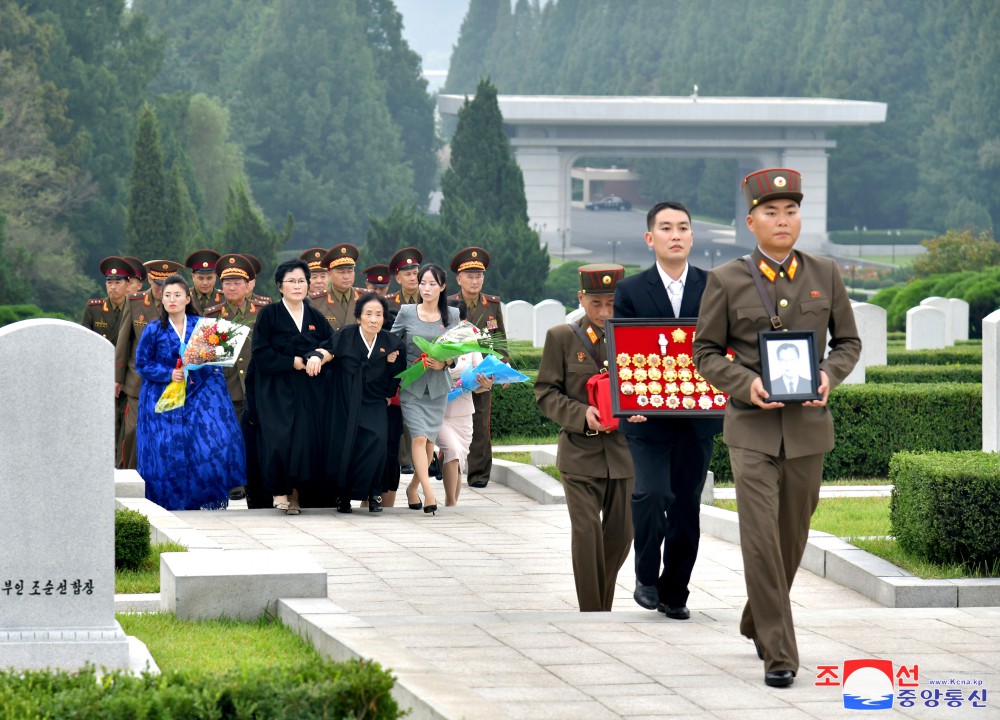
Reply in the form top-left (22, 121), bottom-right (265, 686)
top-left (251, 258), bottom-right (333, 514)
top-left (325, 293), bottom-right (406, 513)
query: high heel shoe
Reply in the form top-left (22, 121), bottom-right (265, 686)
top-left (423, 503), bottom-right (437, 515)
top-left (406, 488), bottom-right (422, 510)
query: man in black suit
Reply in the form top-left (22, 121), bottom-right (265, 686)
top-left (770, 342), bottom-right (813, 397)
top-left (613, 201), bottom-right (723, 619)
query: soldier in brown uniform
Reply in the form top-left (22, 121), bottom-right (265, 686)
top-left (535, 264), bottom-right (635, 612)
top-left (300, 248), bottom-right (330, 295)
top-left (185, 249), bottom-right (223, 314)
top-left (386, 247), bottom-right (423, 474)
top-left (202, 254), bottom-right (269, 418)
top-left (244, 254), bottom-right (272, 303)
top-left (693, 168), bottom-right (860, 687)
top-left (114, 259), bottom-right (183, 469)
top-left (123, 256), bottom-right (145, 293)
top-left (448, 247), bottom-right (509, 488)
top-left (308, 243), bottom-right (363, 332)
top-left (82, 256), bottom-right (134, 467)
top-left (363, 264), bottom-right (391, 296)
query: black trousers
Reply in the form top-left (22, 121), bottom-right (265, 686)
top-left (626, 431), bottom-right (714, 606)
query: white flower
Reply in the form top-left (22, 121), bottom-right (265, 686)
top-left (216, 346), bottom-right (226, 357)
top-left (216, 319), bottom-right (232, 332)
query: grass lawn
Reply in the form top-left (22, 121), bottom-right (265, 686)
top-left (117, 613), bottom-right (320, 674)
top-left (495, 434), bottom-right (559, 446)
top-left (712, 496), bottom-right (997, 579)
top-left (495, 451), bottom-right (561, 482)
top-left (115, 542), bottom-right (187, 594)
top-left (713, 477), bottom-right (892, 489)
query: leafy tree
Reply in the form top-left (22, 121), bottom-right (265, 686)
top-left (218, 181), bottom-right (293, 284)
top-left (0, 212), bottom-right (31, 305)
top-left (440, 79), bottom-right (528, 227)
top-left (443, 0), bottom-right (508, 94)
top-left (358, 0), bottom-right (439, 208)
top-left (912, 229), bottom-right (1000, 278)
top-left (231, 0), bottom-right (414, 247)
top-left (25, 0), bottom-right (164, 271)
top-left (126, 104), bottom-right (183, 260)
top-left (439, 79), bottom-right (548, 301)
top-left (365, 203), bottom-right (455, 272)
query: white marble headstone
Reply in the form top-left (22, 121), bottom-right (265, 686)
top-left (845, 301), bottom-right (887, 386)
top-left (905, 305), bottom-right (947, 350)
top-left (504, 300), bottom-right (534, 342)
top-left (919, 296), bottom-right (954, 346)
top-left (948, 298), bottom-right (970, 342)
top-left (533, 299), bottom-right (566, 347)
top-left (983, 309), bottom-right (1000, 453)
top-left (565, 306), bottom-right (585, 324)
top-left (0, 319), bottom-right (130, 670)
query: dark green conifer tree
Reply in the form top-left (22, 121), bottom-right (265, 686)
top-left (126, 104), bottom-right (183, 260)
top-left (219, 181), bottom-right (293, 284)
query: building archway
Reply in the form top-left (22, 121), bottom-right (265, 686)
top-left (437, 95), bottom-right (887, 253)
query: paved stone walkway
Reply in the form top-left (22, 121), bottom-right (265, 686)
top-left (179, 482), bottom-right (1000, 719)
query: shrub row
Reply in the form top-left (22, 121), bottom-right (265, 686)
top-left (115, 508), bottom-right (151, 571)
top-left (0, 658), bottom-right (401, 719)
top-left (890, 451), bottom-right (1000, 568)
top-left (0, 304), bottom-right (70, 328)
top-left (491, 377), bottom-right (983, 482)
top-left (887, 345), bottom-right (982, 365)
top-left (866, 364), bottom-right (982, 384)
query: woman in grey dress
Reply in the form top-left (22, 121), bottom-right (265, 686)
top-left (390, 263), bottom-right (461, 514)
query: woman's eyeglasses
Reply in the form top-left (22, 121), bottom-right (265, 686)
top-left (281, 279), bottom-right (308, 285)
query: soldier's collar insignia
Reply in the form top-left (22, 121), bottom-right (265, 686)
top-left (757, 259), bottom-right (777, 283)
top-left (586, 325), bottom-right (599, 344)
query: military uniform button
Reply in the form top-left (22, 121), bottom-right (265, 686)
top-left (779, 299), bottom-right (788, 307)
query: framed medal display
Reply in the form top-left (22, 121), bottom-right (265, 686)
top-left (605, 318), bottom-right (729, 417)
top-left (758, 330), bottom-right (821, 403)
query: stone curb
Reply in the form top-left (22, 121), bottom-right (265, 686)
top-left (275, 598), bottom-right (511, 720)
top-left (700, 504), bottom-right (1000, 608)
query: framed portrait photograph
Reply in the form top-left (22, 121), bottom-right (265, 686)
top-left (605, 318), bottom-right (728, 417)
top-left (758, 330), bottom-right (821, 403)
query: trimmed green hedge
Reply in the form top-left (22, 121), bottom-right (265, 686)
top-left (115, 508), bottom-right (151, 571)
top-left (890, 452), bottom-right (1000, 568)
top-left (498, 380), bottom-right (982, 483)
top-left (887, 345), bottom-right (982, 365)
top-left (0, 659), bottom-right (401, 719)
top-left (0, 304), bottom-right (71, 327)
top-left (866, 364), bottom-right (982, 384)
top-left (508, 343), bottom-right (544, 371)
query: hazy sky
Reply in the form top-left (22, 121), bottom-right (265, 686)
top-left (394, 0), bottom-right (470, 90)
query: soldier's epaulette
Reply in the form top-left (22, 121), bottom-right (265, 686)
top-left (309, 290), bottom-right (328, 300)
top-left (203, 302), bottom-right (225, 316)
top-left (127, 292), bottom-right (145, 301)
top-left (254, 294), bottom-right (271, 303)
top-left (88, 298), bottom-right (105, 306)
top-left (483, 293), bottom-right (501, 304)
top-left (353, 287), bottom-right (366, 298)
top-left (251, 297), bottom-right (270, 307)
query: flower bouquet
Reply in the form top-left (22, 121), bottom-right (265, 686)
top-left (395, 320), bottom-right (504, 390)
top-left (155, 317), bottom-right (250, 413)
top-left (447, 354), bottom-right (529, 402)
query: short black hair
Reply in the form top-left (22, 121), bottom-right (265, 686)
top-left (776, 342), bottom-right (800, 358)
top-left (646, 201), bottom-right (692, 230)
top-left (448, 297), bottom-right (468, 321)
top-left (354, 291), bottom-right (389, 320)
top-left (274, 258), bottom-right (310, 287)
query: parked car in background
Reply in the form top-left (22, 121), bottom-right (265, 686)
top-left (585, 195), bottom-right (632, 211)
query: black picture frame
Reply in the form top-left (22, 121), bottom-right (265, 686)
top-left (605, 317), bottom-right (728, 417)
top-left (758, 330), bottom-right (821, 403)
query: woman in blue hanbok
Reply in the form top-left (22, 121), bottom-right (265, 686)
top-left (135, 274), bottom-right (245, 510)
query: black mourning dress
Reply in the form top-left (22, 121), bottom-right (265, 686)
top-left (325, 325), bottom-right (406, 502)
top-left (251, 301), bottom-right (333, 504)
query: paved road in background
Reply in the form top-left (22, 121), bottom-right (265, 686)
top-left (554, 207), bottom-right (749, 269)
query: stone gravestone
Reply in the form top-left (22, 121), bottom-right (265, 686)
top-left (905, 305), bottom-right (947, 350)
top-left (919, 296), bottom-right (954, 346)
top-left (983, 309), bottom-right (1000, 453)
top-left (948, 298), bottom-right (970, 342)
top-left (565, 306), bottom-right (585, 324)
top-left (533, 299), bottom-right (566, 347)
top-left (0, 319), bottom-right (131, 670)
top-left (844, 302), bottom-right (888, 384)
top-left (504, 300), bottom-right (534, 342)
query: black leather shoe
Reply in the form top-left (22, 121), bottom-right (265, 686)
top-left (764, 670), bottom-right (795, 688)
top-left (752, 637), bottom-right (764, 660)
top-left (229, 488), bottom-right (246, 501)
top-left (469, 481), bottom-right (488, 489)
top-left (368, 496), bottom-right (383, 513)
top-left (657, 603), bottom-right (690, 620)
top-left (633, 583), bottom-right (659, 610)
top-left (400, 464), bottom-right (415, 474)
top-left (337, 497), bottom-right (353, 514)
